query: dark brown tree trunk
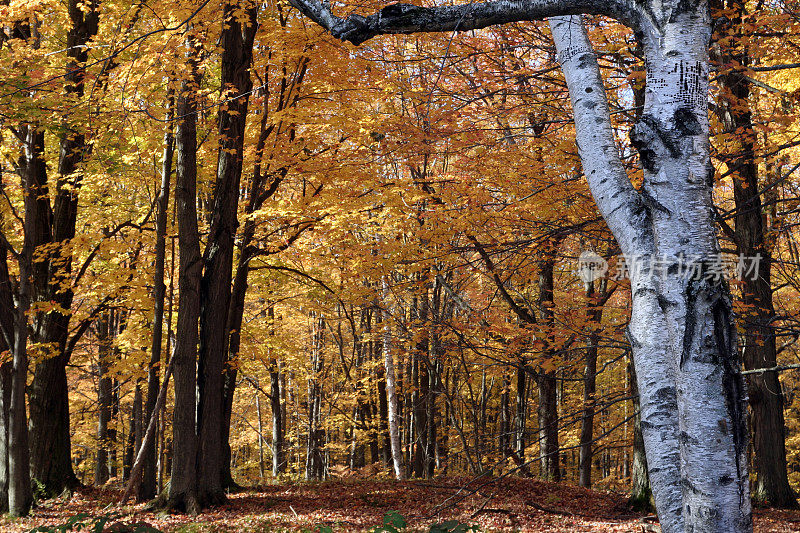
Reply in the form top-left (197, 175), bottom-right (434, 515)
top-left (412, 290), bottom-right (430, 478)
top-left (536, 256), bottom-right (559, 482)
top-left (514, 362), bottom-right (527, 462)
top-left (713, 0), bottom-right (796, 509)
top-left (28, 0), bottom-right (99, 496)
top-left (95, 313), bottom-right (112, 486)
top-left (579, 279), bottom-right (605, 488)
top-left (270, 367), bottom-right (285, 476)
top-left (165, 36), bottom-right (204, 513)
top-left (140, 91), bottom-right (175, 502)
top-left (196, 2), bottom-right (257, 505)
top-left (412, 351), bottom-right (429, 478)
top-left (499, 374), bottom-right (511, 459)
top-left (306, 314), bottom-right (325, 480)
top-left (536, 372), bottom-right (559, 481)
top-left (426, 358), bottom-right (436, 478)
top-left (578, 336), bottom-right (598, 488)
top-left (0, 361), bottom-right (10, 512)
top-left (124, 385), bottom-right (143, 481)
top-left (0, 179), bottom-right (16, 512)
top-left (9, 280), bottom-right (32, 516)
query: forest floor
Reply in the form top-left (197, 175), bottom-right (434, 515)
top-left (5, 476), bottom-right (800, 532)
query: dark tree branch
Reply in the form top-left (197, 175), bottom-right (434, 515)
top-left (288, 0), bottom-right (645, 46)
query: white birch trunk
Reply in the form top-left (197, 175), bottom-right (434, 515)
top-left (288, 0), bottom-right (753, 530)
top-left (551, 14), bottom-right (751, 533)
top-left (381, 277), bottom-right (404, 481)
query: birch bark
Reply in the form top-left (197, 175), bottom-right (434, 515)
top-left (381, 277), bottom-right (404, 480)
top-left (551, 14), bottom-right (750, 533)
top-left (287, 0), bottom-right (753, 530)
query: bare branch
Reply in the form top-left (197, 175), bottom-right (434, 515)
top-left (288, 0), bottom-right (644, 46)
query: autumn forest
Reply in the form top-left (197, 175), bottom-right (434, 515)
top-left (1, 0), bottom-right (800, 531)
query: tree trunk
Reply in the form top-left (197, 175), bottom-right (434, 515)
top-left (95, 313), bottom-right (112, 486)
top-left (536, 373), bottom-right (559, 481)
top-left (0, 361), bottom-right (10, 512)
top-left (376, 347), bottom-right (390, 465)
top-left (306, 314), bottom-right (326, 480)
top-left (0, 182), bottom-right (16, 512)
top-left (166, 36), bottom-right (204, 513)
top-left (380, 278), bottom-right (404, 480)
top-left (514, 361), bottom-right (526, 462)
top-left (9, 282), bottom-right (32, 516)
top-left (579, 278), bottom-right (604, 488)
top-left (256, 388), bottom-right (264, 479)
top-left (536, 254), bottom-right (560, 482)
top-left (270, 367), bottom-right (285, 476)
top-left (550, 15), bottom-right (751, 532)
top-left (713, 0), bottom-right (796, 509)
top-left (28, 0), bottom-right (99, 496)
top-left (123, 384), bottom-right (143, 481)
top-left (426, 357), bottom-right (437, 478)
top-left (140, 90), bottom-right (175, 502)
top-left (629, 360), bottom-right (654, 511)
top-left (499, 374), bottom-right (511, 460)
top-left (196, 3), bottom-right (257, 505)
top-left (120, 354), bottom-right (176, 504)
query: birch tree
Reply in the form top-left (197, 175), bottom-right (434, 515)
top-left (285, 0), bottom-right (753, 531)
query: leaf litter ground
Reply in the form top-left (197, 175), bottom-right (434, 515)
top-left (6, 477), bottom-right (800, 532)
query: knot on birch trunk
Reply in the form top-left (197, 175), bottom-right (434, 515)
top-left (630, 114), bottom-right (680, 172)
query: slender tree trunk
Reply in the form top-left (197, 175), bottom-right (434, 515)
top-left (0, 188), bottom-right (16, 512)
top-left (499, 374), bottom-right (511, 460)
top-left (256, 388), bottom-right (264, 479)
top-left (124, 384), bottom-right (143, 481)
top-left (629, 360), bottom-right (654, 511)
top-left (376, 348), bottom-right (390, 465)
top-left (140, 90), bottom-right (175, 502)
top-left (349, 404), bottom-right (366, 469)
top-left (216, 39), bottom-right (301, 493)
top-left (9, 282), bottom-right (32, 516)
top-left (95, 313), bottom-right (112, 486)
top-left (270, 367), bottom-right (285, 476)
top-left (0, 276), bottom-right (10, 512)
top-left (380, 279), bottom-right (404, 480)
top-left (579, 279), bottom-right (605, 488)
top-left (514, 361), bottom-right (526, 462)
top-left (0, 361), bottom-right (10, 512)
top-left (306, 314), bottom-right (326, 480)
top-left (426, 357), bottom-right (437, 478)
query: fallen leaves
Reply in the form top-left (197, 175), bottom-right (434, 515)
top-left (6, 477), bottom-right (800, 532)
